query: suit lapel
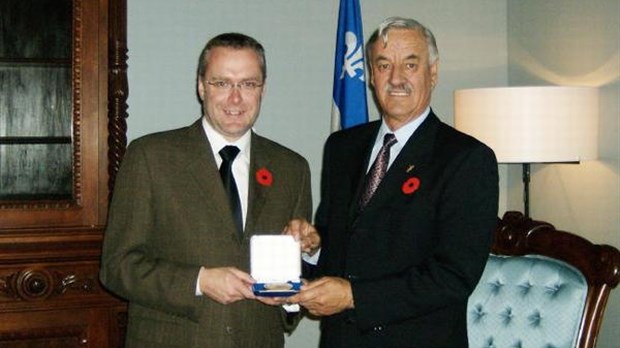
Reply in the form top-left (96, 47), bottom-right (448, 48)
top-left (245, 132), bottom-right (271, 234)
top-left (348, 123), bottom-right (381, 223)
top-left (184, 121), bottom-right (235, 233)
top-left (357, 113), bottom-right (440, 213)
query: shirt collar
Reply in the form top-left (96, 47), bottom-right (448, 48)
top-left (201, 117), bottom-right (251, 160)
top-left (378, 106), bottom-right (430, 144)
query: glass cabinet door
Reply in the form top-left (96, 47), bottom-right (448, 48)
top-left (0, 0), bottom-right (73, 201)
top-left (0, 0), bottom-right (128, 229)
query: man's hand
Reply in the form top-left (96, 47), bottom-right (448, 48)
top-left (199, 267), bottom-right (256, 304)
top-left (255, 296), bottom-right (290, 306)
top-left (287, 277), bottom-right (354, 316)
top-left (283, 218), bottom-right (321, 255)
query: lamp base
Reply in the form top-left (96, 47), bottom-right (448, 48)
top-left (522, 163), bottom-right (530, 219)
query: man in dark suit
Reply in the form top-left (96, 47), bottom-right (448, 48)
top-left (100, 33), bottom-right (316, 348)
top-left (287, 17), bottom-right (499, 347)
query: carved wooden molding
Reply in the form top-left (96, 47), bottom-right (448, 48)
top-left (71, 0), bottom-right (84, 208)
top-left (108, 0), bottom-right (128, 199)
top-left (494, 211), bottom-right (620, 287)
top-left (0, 268), bottom-right (98, 302)
top-left (0, 325), bottom-right (88, 346)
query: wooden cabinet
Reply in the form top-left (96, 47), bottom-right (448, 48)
top-left (0, 0), bottom-right (128, 346)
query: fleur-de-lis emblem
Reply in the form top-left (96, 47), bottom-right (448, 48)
top-left (340, 31), bottom-right (365, 82)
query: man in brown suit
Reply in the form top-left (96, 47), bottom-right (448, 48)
top-left (100, 33), bottom-right (315, 348)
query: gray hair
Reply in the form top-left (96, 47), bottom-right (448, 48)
top-left (366, 17), bottom-right (439, 64)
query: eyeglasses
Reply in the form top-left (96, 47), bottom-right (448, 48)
top-left (206, 79), bottom-right (264, 92)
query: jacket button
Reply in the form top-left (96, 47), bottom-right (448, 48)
top-left (346, 274), bottom-right (358, 280)
top-left (226, 326), bottom-right (233, 334)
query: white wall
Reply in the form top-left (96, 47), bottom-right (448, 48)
top-left (507, 1), bottom-right (620, 347)
top-left (126, 1), bottom-right (507, 347)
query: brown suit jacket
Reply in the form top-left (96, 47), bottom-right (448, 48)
top-left (100, 120), bottom-right (312, 348)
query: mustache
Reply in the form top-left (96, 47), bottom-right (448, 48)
top-left (384, 84), bottom-right (412, 94)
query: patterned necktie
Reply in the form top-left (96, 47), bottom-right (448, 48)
top-left (358, 133), bottom-right (397, 210)
top-left (219, 146), bottom-right (243, 237)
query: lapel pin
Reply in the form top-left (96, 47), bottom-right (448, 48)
top-left (406, 164), bottom-right (415, 173)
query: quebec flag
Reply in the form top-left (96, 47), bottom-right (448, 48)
top-left (331, 0), bottom-right (368, 131)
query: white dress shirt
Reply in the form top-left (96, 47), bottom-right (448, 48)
top-left (366, 106), bottom-right (430, 173)
top-left (196, 119), bottom-right (252, 296)
top-left (202, 118), bottom-right (251, 227)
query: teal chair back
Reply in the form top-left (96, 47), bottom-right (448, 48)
top-left (468, 212), bottom-right (620, 348)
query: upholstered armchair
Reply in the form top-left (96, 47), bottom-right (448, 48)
top-left (468, 212), bottom-right (620, 348)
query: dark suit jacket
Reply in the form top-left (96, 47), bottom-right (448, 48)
top-left (100, 120), bottom-right (312, 348)
top-left (315, 111), bottom-right (499, 348)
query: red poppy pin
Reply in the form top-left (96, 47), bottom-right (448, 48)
top-left (256, 167), bottom-right (273, 186)
top-left (402, 177), bottom-right (421, 195)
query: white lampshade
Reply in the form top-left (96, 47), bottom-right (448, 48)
top-left (454, 86), bottom-right (598, 163)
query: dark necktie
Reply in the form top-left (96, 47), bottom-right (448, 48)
top-left (219, 146), bottom-right (243, 237)
top-left (358, 133), bottom-right (397, 210)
